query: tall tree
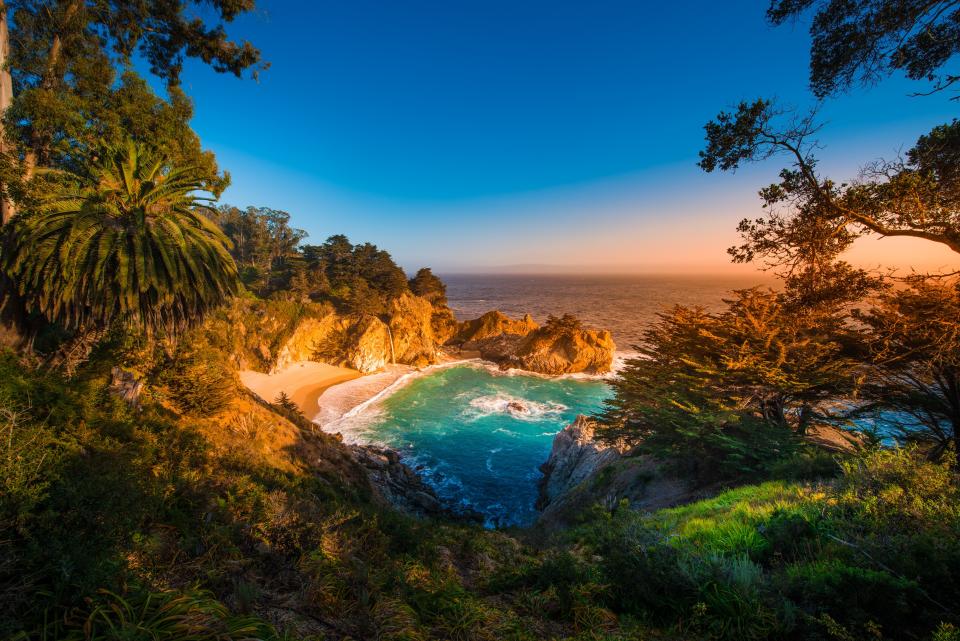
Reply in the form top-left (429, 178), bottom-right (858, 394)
top-left (601, 289), bottom-right (860, 478)
top-left (701, 101), bottom-right (960, 274)
top-left (0, 0), bottom-right (264, 225)
top-left (409, 267), bottom-right (447, 305)
top-left (0, 2), bottom-right (15, 223)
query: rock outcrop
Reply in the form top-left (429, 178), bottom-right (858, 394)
top-left (341, 317), bottom-right (393, 373)
top-left (217, 293), bottom-right (451, 375)
top-left (537, 416), bottom-right (693, 529)
top-left (451, 310), bottom-right (539, 348)
top-left (350, 443), bottom-right (484, 522)
top-left (453, 314), bottom-right (616, 375)
top-left (350, 444), bottom-right (445, 516)
top-left (537, 416), bottom-right (630, 511)
top-left (219, 291), bottom-right (614, 377)
top-left (273, 313), bottom-right (347, 372)
top-left (387, 293), bottom-right (442, 367)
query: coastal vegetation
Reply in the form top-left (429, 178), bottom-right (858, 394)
top-left (0, 1), bottom-right (958, 640)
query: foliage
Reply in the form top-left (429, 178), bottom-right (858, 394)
top-left (702, 100), bottom-right (960, 283)
top-left (214, 205), bottom-right (307, 296)
top-left (766, 0), bottom-right (960, 98)
top-left (159, 345), bottom-right (238, 417)
top-left (0, 140), bottom-right (238, 338)
top-left (409, 267), bottom-right (448, 305)
top-left (213, 218), bottom-right (415, 312)
top-left (34, 588), bottom-right (287, 641)
top-left (299, 234), bottom-right (410, 313)
top-left (600, 288), bottom-right (859, 480)
top-left (0, 0), bottom-right (263, 195)
top-left (542, 314), bottom-right (584, 335)
top-left (560, 448), bottom-right (960, 640)
top-left (854, 279), bottom-right (960, 465)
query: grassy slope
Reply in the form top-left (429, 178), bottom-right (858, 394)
top-left (2, 343), bottom-right (959, 641)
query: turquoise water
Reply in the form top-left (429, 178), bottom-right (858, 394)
top-left (348, 363), bottom-right (611, 527)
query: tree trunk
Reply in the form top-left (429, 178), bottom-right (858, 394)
top-left (0, 2), bottom-right (15, 224)
top-left (25, 0), bottom-right (81, 171)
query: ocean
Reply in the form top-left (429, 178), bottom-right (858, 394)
top-left (443, 273), bottom-right (772, 349)
top-left (333, 274), bottom-right (770, 526)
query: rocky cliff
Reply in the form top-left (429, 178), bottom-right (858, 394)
top-left (216, 291), bottom-right (614, 377)
top-left (211, 293), bottom-right (448, 375)
top-left (450, 310), bottom-right (539, 348)
top-left (455, 314), bottom-right (616, 375)
top-left (537, 416), bottom-right (693, 529)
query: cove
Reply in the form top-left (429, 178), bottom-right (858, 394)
top-left (335, 363), bottom-right (611, 527)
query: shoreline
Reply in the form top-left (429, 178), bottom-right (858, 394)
top-left (239, 361), bottom-right (362, 416)
top-left (240, 350), bottom-right (629, 441)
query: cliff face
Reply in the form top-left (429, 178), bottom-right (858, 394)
top-left (218, 291), bottom-right (614, 377)
top-left (387, 293), bottom-right (442, 367)
top-left (273, 312), bottom-right (348, 372)
top-left (214, 293), bottom-right (448, 375)
top-left (537, 416), bottom-right (693, 529)
top-left (537, 416), bottom-right (629, 511)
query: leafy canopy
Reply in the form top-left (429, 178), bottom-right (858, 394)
top-left (0, 0), bottom-right (265, 202)
top-left (701, 100), bottom-right (960, 285)
top-left (601, 288), bottom-right (859, 479)
top-left (767, 0), bottom-right (960, 97)
top-left (409, 267), bottom-right (447, 305)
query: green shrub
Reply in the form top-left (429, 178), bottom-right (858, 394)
top-left (158, 345), bottom-right (237, 416)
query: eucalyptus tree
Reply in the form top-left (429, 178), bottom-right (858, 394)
top-left (0, 140), bottom-right (238, 347)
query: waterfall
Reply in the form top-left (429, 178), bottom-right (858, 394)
top-left (386, 323), bottom-right (396, 365)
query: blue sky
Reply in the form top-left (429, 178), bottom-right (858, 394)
top-left (176, 0), bottom-right (958, 273)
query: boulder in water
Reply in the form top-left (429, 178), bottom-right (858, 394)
top-left (507, 400), bottom-right (528, 414)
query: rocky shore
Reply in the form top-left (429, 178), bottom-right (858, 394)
top-left (536, 415), bottom-right (695, 529)
top-left (228, 294), bottom-right (620, 520)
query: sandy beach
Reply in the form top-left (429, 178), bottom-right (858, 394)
top-left (239, 361), bottom-right (361, 417)
top-left (240, 354), bottom-right (477, 430)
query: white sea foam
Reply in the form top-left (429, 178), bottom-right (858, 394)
top-left (317, 356), bottom-right (612, 445)
top-left (466, 394), bottom-right (567, 422)
top-left (462, 356), bottom-right (626, 382)
top-left (317, 358), bottom-right (484, 442)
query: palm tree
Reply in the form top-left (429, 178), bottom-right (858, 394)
top-left (1, 139), bottom-right (238, 341)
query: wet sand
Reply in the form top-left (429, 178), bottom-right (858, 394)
top-left (313, 364), bottom-right (417, 427)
